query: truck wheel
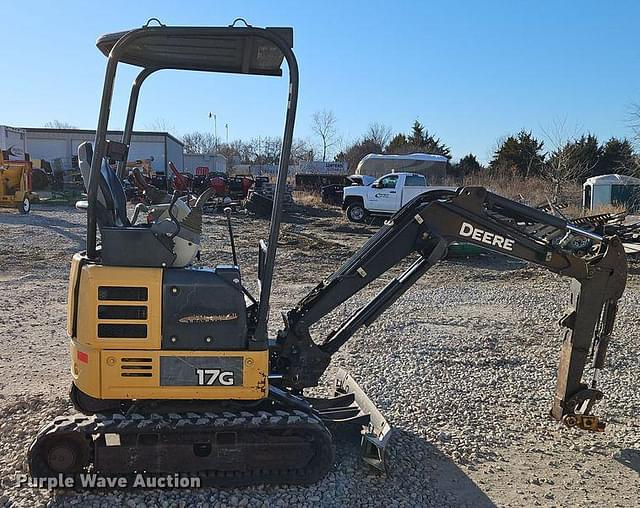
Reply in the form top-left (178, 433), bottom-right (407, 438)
top-left (346, 203), bottom-right (366, 223)
top-left (18, 197), bottom-right (31, 214)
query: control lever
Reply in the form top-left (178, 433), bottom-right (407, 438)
top-left (224, 207), bottom-right (239, 266)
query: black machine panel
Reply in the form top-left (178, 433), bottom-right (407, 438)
top-left (162, 267), bottom-right (247, 350)
top-left (159, 356), bottom-right (243, 386)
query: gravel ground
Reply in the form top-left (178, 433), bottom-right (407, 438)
top-left (0, 203), bottom-right (638, 507)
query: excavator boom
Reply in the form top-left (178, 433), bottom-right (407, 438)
top-left (273, 186), bottom-right (627, 432)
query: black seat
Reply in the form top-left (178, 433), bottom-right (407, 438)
top-left (78, 142), bottom-right (129, 228)
top-left (77, 141), bottom-right (177, 267)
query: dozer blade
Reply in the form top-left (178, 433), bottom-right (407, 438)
top-left (305, 368), bottom-right (393, 472)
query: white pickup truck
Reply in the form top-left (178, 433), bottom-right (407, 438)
top-left (342, 172), bottom-right (446, 222)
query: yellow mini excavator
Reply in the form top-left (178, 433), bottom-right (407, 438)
top-left (28, 20), bottom-right (628, 486)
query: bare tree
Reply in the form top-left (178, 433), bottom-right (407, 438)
top-left (310, 110), bottom-right (339, 161)
top-left (44, 120), bottom-right (77, 129)
top-left (541, 119), bottom-right (597, 201)
top-left (181, 132), bottom-right (220, 154)
top-left (290, 138), bottom-right (315, 163)
top-left (366, 122), bottom-right (392, 149)
top-left (146, 118), bottom-right (176, 133)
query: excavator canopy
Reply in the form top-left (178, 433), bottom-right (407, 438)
top-left (86, 21), bottom-right (299, 341)
top-left (96, 25), bottom-right (292, 76)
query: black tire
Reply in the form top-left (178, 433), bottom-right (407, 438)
top-left (18, 196), bottom-right (31, 214)
top-left (346, 202), bottom-right (367, 223)
top-left (29, 432), bottom-right (90, 478)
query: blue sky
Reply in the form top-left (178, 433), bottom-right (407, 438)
top-left (1, 1), bottom-right (638, 163)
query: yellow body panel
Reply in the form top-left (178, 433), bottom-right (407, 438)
top-left (70, 340), bottom-right (102, 397)
top-left (100, 349), bottom-right (268, 400)
top-left (66, 253), bottom-right (84, 337)
top-left (74, 261), bottom-right (163, 350)
top-left (70, 340), bottom-right (268, 400)
top-left (67, 254), bottom-right (269, 401)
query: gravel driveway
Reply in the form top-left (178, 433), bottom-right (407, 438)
top-left (0, 204), bottom-right (638, 507)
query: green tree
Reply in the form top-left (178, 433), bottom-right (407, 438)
top-left (386, 133), bottom-right (408, 154)
top-left (597, 137), bottom-right (636, 175)
top-left (408, 120), bottom-right (425, 146)
top-left (489, 130), bottom-right (545, 177)
top-left (334, 138), bottom-right (383, 171)
top-left (544, 137), bottom-right (601, 200)
top-left (567, 134), bottom-right (602, 176)
top-left (386, 120), bottom-right (451, 158)
top-left (454, 153), bottom-right (483, 176)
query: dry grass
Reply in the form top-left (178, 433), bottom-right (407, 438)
top-left (293, 190), bottom-right (325, 208)
top-left (589, 203), bottom-right (627, 215)
top-left (458, 175), bottom-right (580, 206)
top-left (455, 175), bottom-right (597, 218)
top-left (293, 176), bottom-right (626, 221)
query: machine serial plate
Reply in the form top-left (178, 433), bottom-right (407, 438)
top-left (160, 356), bottom-right (243, 386)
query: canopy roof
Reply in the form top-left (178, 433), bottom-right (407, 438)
top-left (359, 153), bottom-right (449, 163)
top-left (584, 174), bottom-right (640, 186)
top-left (96, 26), bottom-right (293, 76)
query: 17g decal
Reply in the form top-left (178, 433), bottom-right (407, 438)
top-left (195, 368), bottom-right (235, 386)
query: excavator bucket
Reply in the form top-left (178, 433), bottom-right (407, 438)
top-left (306, 369), bottom-right (392, 472)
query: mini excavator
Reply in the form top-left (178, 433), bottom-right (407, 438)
top-left (28, 21), bottom-right (628, 486)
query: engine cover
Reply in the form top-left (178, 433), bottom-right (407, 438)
top-left (162, 266), bottom-right (247, 350)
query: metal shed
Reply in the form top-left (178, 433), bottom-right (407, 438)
top-left (583, 174), bottom-right (640, 212)
top-left (22, 128), bottom-right (183, 173)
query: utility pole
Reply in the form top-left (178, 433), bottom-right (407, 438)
top-left (225, 123), bottom-right (229, 144)
top-left (208, 111), bottom-right (217, 153)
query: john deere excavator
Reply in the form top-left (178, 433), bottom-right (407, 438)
top-left (28, 21), bottom-right (628, 486)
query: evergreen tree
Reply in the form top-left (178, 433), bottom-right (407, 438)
top-left (386, 120), bottom-right (451, 158)
top-left (545, 134), bottom-right (600, 182)
top-left (598, 137), bottom-right (636, 175)
top-left (334, 138), bottom-right (383, 171)
top-left (568, 134), bottom-right (602, 176)
top-left (454, 153), bottom-right (483, 176)
top-left (386, 133), bottom-right (408, 154)
top-left (408, 120), bottom-right (425, 146)
top-left (489, 130), bottom-right (545, 177)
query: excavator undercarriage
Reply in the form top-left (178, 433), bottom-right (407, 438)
top-left (27, 22), bottom-right (627, 486)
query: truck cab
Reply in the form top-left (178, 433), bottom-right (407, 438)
top-left (342, 172), bottom-right (444, 222)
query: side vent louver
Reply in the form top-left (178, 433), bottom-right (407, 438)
top-left (98, 286), bottom-right (148, 301)
top-left (120, 357), bottom-right (153, 377)
top-left (97, 286), bottom-right (149, 340)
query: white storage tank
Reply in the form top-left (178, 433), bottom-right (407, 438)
top-left (583, 174), bottom-right (640, 212)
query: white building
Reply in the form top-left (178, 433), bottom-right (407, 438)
top-left (22, 127), bottom-right (184, 173)
top-left (183, 153), bottom-right (227, 174)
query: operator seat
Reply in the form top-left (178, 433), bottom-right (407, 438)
top-left (77, 142), bottom-right (129, 229)
top-left (77, 141), bottom-right (208, 268)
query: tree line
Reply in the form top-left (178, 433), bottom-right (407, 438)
top-left (335, 115), bottom-right (640, 199)
top-left (181, 132), bottom-right (314, 166)
top-left (337, 120), bottom-right (638, 177)
top-left (101, 105), bottom-right (640, 192)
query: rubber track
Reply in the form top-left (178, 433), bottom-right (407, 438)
top-left (28, 409), bottom-right (334, 487)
